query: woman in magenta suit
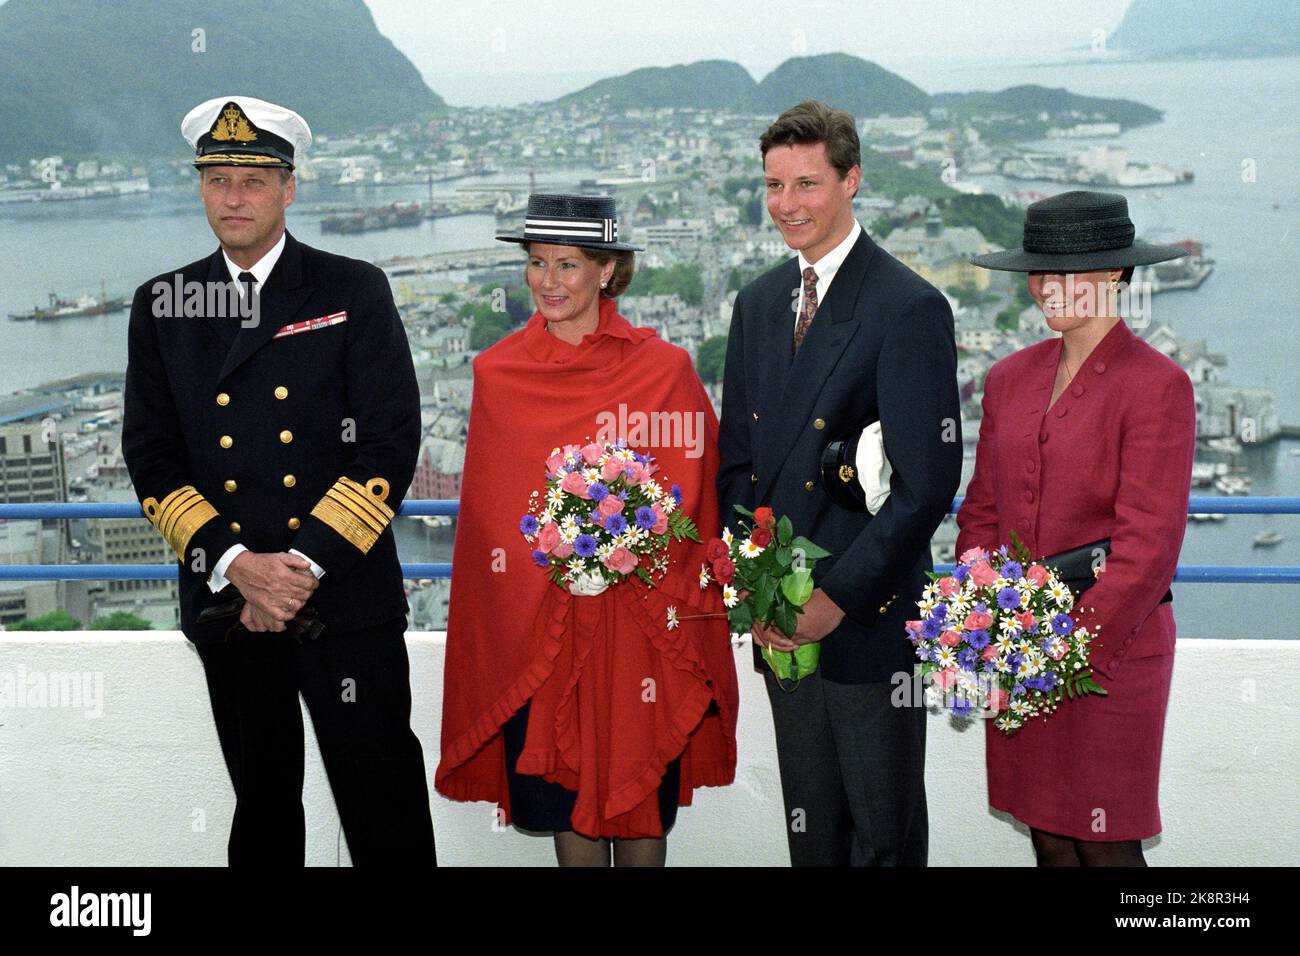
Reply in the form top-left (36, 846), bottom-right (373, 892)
top-left (958, 191), bottom-right (1196, 866)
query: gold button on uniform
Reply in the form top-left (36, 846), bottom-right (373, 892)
top-left (274, 386), bottom-right (288, 400)
top-left (279, 430), bottom-right (293, 444)
top-left (220, 435), bottom-right (233, 448)
top-left (283, 474), bottom-right (296, 488)
top-left (287, 517), bottom-right (301, 530)
top-left (229, 521), bottom-right (241, 534)
top-left (223, 479), bottom-right (237, 493)
top-left (750, 473), bottom-right (758, 484)
top-left (813, 418), bottom-right (826, 430)
top-left (216, 392), bottom-right (230, 406)
top-left (804, 480), bottom-right (815, 491)
top-left (752, 411), bottom-right (759, 421)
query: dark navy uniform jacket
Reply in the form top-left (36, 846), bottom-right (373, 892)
top-left (122, 230), bottom-right (420, 642)
top-left (717, 229), bottom-right (962, 683)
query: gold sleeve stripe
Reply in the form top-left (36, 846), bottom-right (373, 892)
top-left (141, 485), bottom-right (220, 559)
top-left (308, 476), bottom-right (396, 555)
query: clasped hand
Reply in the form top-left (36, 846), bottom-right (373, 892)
top-left (226, 551), bottom-right (319, 633)
top-left (747, 588), bottom-right (845, 652)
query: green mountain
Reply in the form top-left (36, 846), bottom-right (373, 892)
top-left (752, 53), bottom-right (930, 115)
top-left (935, 84), bottom-right (1163, 129)
top-left (1110, 0), bottom-right (1300, 58)
top-left (555, 59), bottom-right (754, 109)
top-left (0, 0), bottom-right (446, 164)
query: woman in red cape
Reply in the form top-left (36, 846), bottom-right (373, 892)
top-left (435, 194), bottom-right (738, 866)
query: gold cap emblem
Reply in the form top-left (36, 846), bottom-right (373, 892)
top-left (210, 103), bottom-right (258, 143)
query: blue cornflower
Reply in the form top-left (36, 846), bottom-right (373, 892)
top-left (1051, 613), bottom-right (1074, 636)
top-left (671, 484), bottom-right (683, 505)
top-left (1003, 560), bottom-right (1023, 580)
top-left (574, 534), bottom-right (597, 558)
top-left (953, 564), bottom-right (970, 584)
top-left (588, 510), bottom-right (604, 527)
top-left (931, 603), bottom-right (948, 620)
top-left (966, 629), bottom-right (990, 651)
top-left (1011, 681), bottom-right (1027, 697)
top-left (997, 587), bottom-right (1020, 611)
top-left (617, 490), bottom-right (629, 501)
top-left (531, 550), bottom-right (550, 568)
top-left (605, 514), bottom-right (628, 535)
top-left (519, 514), bottom-right (539, 535)
top-left (635, 506), bottom-right (656, 530)
top-left (589, 481), bottom-right (609, 502)
top-left (975, 601), bottom-right (989, 615)
top-left (950, 698), bottom-right (974, 717)
top-left (958, 648), bottom-right (979, 671)
top-left (997, 545), bottom-right (1010, 558)
top-left (1007, 651), bottom-right (1023, 670)
top-left (632, 452), bottom-right (648, 464)
top-left (922, 618), bottom-right (943, 639)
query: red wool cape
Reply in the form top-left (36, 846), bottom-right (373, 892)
top-left (435, 297), bottom-right (739, 839)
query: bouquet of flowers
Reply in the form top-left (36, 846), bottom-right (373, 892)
top-left (520, 439), bottom-right (700, 595)
top-left (908, 532), bottom-right (1107, 734)
top-left (702, 505), bottom-right (831, 691)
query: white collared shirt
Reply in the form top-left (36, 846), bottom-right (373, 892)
top-left (222, 229), bottom-right (286, 294)
top-left (793, 219), bottom-right (862, 331)
top-left (209, 230), bottom-right (323, 592)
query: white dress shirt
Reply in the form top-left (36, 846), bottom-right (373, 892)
top-left (793, 219), bottom-right (862, 332)
top-left (207, 231), bottom-right (323, 592)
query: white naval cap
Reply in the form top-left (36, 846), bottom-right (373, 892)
top-left (181, 95), bottom-right (312, 169)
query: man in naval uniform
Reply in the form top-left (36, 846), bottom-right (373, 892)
top-left (121, 96), bottom-right (436, 865)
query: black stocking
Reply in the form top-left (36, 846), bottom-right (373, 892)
top-left (1030, 827), bottom-right (1081, 867)
top-left (1076, 838), bottom-right (1147, 867)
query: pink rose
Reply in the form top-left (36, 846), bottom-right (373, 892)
top-left (537, 522), bottom-right (560, 554)
top-left (959, 547), bottom-right (987, 564)
top-left (932, 669), bottom-right (957, 690)
top-left (1015, 610), bottom-right (1036, 631)
top-left (603, 547), bottom-right (638, 575)
top-left (963, 610), bottom-right (994, 631)
top-left (598, 495), bottom-right (624, 517)
top-left (552, 540), bottom-right (573, 559)
top-left (545, 453), bottom-right (567, 478)
top-left (939, 629), bottom-right (962, 648)
top-left (969, 560), bottom-right (997, 587)
top-left (601, 458), bottom-right (624, 482)
top-left (986, 688), bottom-right (1010, 713)
top-left (937, 576), bottom-right (960, 598)
top-left (580, 442), bottom-right (603, 465)
top-left (650, 504), bottom-right (668, 534)
top-left (981, 644), bottom-right (999, 662)
top-left (1026, 564), bottom-right (1049, 588)
top-left (560, 471), bottom-right (591, 499)
top-left (905, 620), bottom-right (924, 636)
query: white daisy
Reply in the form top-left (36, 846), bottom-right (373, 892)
top-left (567, 559), bottom-right (588, 573)
top-left (699, 564), bottom-right (712, 589)
top-left (561, 514), bottom-right (579, 534)
top-left (739, 538), bottom-right (765, 558)
top-left (994, 634), bottom-right (1017, 654)
top-left (934, 648), bottom-right (959, 669)
top-left (722, 585), bottom-right (739, 608)
top-left (583, 466), bottom-right (601, 483)
top-left (595, 542), bottom-right (616, 562)
top-left (560, 526), bottom-right (578, 544)
top-left (645, 480), bottom-right (663, 499)
top-left (666, 606), bottom-right (679, 630)
top-left (721, 527), bottom-right (734, 547)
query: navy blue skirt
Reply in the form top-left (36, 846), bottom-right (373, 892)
top-left (502, 699), bottom-right (681, 835)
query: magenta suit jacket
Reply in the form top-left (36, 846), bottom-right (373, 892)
top-left (955, 319), bottom-right (1197, 676)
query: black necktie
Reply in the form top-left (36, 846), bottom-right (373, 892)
top-left (237, 270), bottom-right (256, 298)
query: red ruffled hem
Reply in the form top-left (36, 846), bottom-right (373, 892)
top-left (435, 559), bottom-right (737, 839)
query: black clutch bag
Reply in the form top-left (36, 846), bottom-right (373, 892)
top-left (1041, 537), bottom-right (1172, 605)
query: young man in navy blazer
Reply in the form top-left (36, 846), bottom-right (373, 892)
top-left (717, 100), bottom-right (962, 866)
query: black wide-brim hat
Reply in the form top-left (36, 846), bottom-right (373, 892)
top-left (496, 193), bottom-right (643, 252)
top-left (970, 190), bottom-right (1187, 272)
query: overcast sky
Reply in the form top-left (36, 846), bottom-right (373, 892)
top-left (365, 0), bottom-right (1134, 105)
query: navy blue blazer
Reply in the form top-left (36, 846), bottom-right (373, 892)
top-left (716, 228), bottom-right (962, 683)
top-left (121, 231), bottom-right (420, 642)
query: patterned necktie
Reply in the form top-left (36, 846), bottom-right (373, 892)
top-left (792, 266), bottom-right (819, 355)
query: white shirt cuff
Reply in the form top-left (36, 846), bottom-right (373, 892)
top-left (208, 544), bottom-right (248, 593)
top-left (290, 548), bottom-right (325, 580)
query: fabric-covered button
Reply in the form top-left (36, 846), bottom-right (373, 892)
top-left (274, 386), bottom-right (288, 400)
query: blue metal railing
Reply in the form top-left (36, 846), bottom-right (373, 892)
top-left (0, 497), bottom-right (1297, 583)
